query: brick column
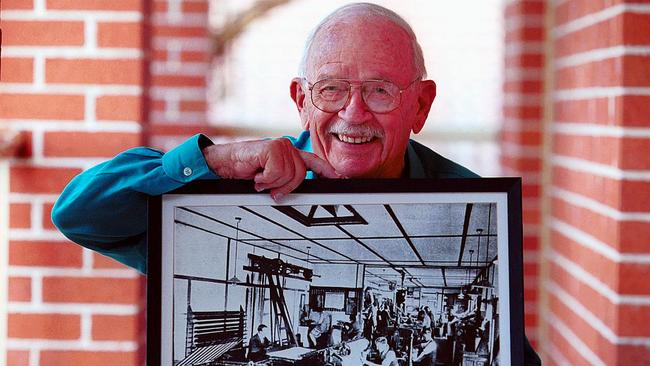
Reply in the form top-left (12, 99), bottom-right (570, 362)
top-left (1, 0), bottom-right (146, 364)
top-left (501, 0), bottom-right (546, 347)
top-left (2, 0), bottom-right (213, 364)
top-left (541, 1), bottom-right (650, 364)
top-left (147, 0), bottom-right (210, 150)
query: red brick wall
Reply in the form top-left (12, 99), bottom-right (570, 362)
top-left (1, 0), bottom-right (146, 365)
top-left (543, 0), bottom-right (650, 364)
top-left (504, 0), bottom-right (650, 364)
top-left (501, 0), bottom-right (545, 348)
top-left (1, 0), bottom-right (211, 364)
top-left (147, 0), bottom-right (210, 149)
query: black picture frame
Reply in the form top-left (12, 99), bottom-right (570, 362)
top-left (147, 178), bottom-right (525, 366)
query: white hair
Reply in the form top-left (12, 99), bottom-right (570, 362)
top-left (298, 3), bottom-right (427, 79)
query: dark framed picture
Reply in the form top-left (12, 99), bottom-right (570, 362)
top-left (147, 179), bottom-right (525, 366)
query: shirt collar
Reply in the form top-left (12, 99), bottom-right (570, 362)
top-left (405, 140), bottom-right (426, 178)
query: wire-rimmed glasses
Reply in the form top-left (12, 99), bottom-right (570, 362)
top-left (306, 77), bottom-right (420, 114)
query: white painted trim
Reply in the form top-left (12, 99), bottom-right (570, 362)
top-left (501, 118), bottom-right (542, 132)
top-left (34, 0), bottom-right (45, 14)
top-left (546, 249), bottom-right (650, 305)
top-left (9, 193), bottom-right (60, 203)
top-left (543, 341), bottom-right (573, 366)
top-left (7, 158), bottom-right (109, 170)
top-left (149, 87), bottom-right (205, 99)
top-left (150, 111), bottom-right (206, 124)
top-left (152, 38), bottom-right (211, 50)
top-left (151, 13), bottom-right (207, 26)
top-left (6, 339), bottom-right (138, 351)
top-left (503, 93), bottom-right (543, 107)
top-left (504, 41), bottom-right (545, 56)
top-left (500, 141), bottom-right (541, 158)
top-left (555, 45), bottom-right (650, 69)
top-left (552, 155), bottom-right (650, 180)
top-left (7, 267), bottom-right (139, 279)
top-left (33, 56), bottom-right (45, 88)
top-left (8, 229), bottom-right (70, 241)
top-left (553, 122), bottom-right (650, 138)
top-left (1, 10), bottom-right (143, 21)
top-left (151, 61), bottom-right (210, 76)
top-left (7, 303), bottom-right (139, 315)
top-left (551, 218), bottom-right (650, 263)
top-left (554, 3), bottom-right (650, 39)
top-left (523, 223), bottom-right (541, 236)
top-left (2, 120), bottom-right (142, 132)
top-left (505, 15), bottom-right (544, 32)
top-left (0, 84), bottom-right (142, 95)
top-left (166, 0), bottom-right (183, 24)
top-left (554, 87), bottom-right (650, 101)
top-left (84, 18), bottom-right (98, 51)
top-left (80, 311), bottom-right (92, 344)
top-left (29, 349), bottom-right (38, 366)
top-left (1, 47), bottom-right (142, 58)
top-left (552, 187), bottom-right (650, 222)
top-left (0, 161), bottom-right (10, 366)
top-left (504, 67), bottom-right (543, 82)
top-left (546, 280), bottom-right (650, 346)
top-left (544, 311), bottom-right (607, 366)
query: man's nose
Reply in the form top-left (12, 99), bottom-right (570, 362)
top-left (338, 87), bottom-right (372, 122)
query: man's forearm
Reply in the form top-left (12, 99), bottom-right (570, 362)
top-left (51, 134), bottom-right (217, 273)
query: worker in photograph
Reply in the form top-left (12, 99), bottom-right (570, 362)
top-left (51, 3), bottom-right (539, 364)
top-left (308, 305), bottom-right (332, 348)
top-left (412, 328), bottom-right (438, 366)
top-left (248, 324), bottom-right (271, 362)
top-left (362, 336), bottom-right (399, 366)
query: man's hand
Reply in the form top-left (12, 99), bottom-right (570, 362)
top-left (202, 138), bottom-right (341, 200)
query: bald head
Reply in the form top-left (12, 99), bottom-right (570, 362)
top-left (298, 3), bottom-right (426, 79)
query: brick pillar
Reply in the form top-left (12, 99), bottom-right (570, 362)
top-left (1, 0), bottom-right (146, 364)
top-left (540, 1), bottom-right (650, 365)
top-left (501, 0), bottom-right (546, 348)
top-left (147, 0), bottom-right (210, 150)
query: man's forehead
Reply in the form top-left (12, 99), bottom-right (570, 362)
top-left (313, 64), bottom-right (398, 82)
top-left (306, 18), bottom-right (416, 82)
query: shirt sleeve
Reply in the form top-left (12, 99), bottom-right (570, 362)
top-left (51, 134), bottom-right (219, 273)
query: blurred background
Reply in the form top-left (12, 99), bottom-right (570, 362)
top-left (1, 0), bottom-right (649, 365)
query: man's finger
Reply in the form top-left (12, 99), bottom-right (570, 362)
top-left (270, 151), bottom-right (306, 201)
top-left (254, 147), bottom-right (291, 189)
top-left (299, 151), bottom-right (342, 179)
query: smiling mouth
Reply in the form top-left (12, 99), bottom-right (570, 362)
top-left (334, 133), bottom-right (377, 144)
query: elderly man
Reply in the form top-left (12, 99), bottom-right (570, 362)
top-left (52, 3), bottom-right (539, 364)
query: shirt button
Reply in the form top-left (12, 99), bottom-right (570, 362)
top-left (183, 167), bottom-right (193, 176)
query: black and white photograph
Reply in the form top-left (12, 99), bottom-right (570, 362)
top-left (148, 179), bottom-right (524, 366)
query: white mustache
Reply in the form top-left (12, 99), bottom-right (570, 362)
top-left (327, 121), bottom-right (384, 138)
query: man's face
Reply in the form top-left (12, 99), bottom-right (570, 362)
top-left (376, 340), bottom-right (388, 353)
top-left (424, 330), bottom-right (432, 341)
top-left (291, 17), bottom-right (435, 178)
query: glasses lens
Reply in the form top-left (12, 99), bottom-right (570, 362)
top-left (362, 81), bottom-right (400, 113)
top-left (310, 79), bottom-right (403, 113)
top-left (312, 80), bottom-right (349, 112)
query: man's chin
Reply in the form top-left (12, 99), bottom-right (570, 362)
top-left (332, 161), bottom-right (379, 179)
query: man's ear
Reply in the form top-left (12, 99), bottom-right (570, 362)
top-left (411, 80), bottom-right (436, 134)
top-left (290, 77), bottom-right (310, 130)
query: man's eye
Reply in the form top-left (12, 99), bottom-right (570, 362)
top-left (321, 84), bottom-right (344, 92)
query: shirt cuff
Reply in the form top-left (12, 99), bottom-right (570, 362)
top-left (161, 134), bottom-right (218, 183)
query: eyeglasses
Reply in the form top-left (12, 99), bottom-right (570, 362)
top-left (306, 77), bottom-right (420, 114)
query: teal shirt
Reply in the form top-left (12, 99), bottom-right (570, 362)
top-left (51, 131), bottom-right (477, 273)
